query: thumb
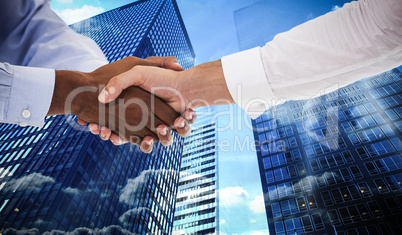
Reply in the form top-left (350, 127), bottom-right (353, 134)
top-left (146, 56), bottom-right (184, 71)
top-left (98, 67), bottom-right (145, 103)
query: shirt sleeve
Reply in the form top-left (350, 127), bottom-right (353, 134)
top-left (0, 0), bottom-right (108, 127)
top-left (222, 0), bottom-right (402, 119)
top-left (0, 63), bottom-right (54, 127)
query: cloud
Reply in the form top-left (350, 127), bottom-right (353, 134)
top-left (219, 186), bottom-right (249, 206)
top-left (119, 169), bottom-right (177, 206)
top-left (331, 5), bottom-right (341, 11)
top-left (54, 5), bottom-right (105, 24)
top-left (56, 0), bottom-right (73, 4)
top-left (1, 173), bottom-right (55, 193)
top-left (249, 195), bottom-right (265, 214)
top-left (219, 219), bottom-right (226, 225)
top-left (0, 228), bottom-right (39, 235)
top-left (62, 187), bottom-right (81, 195)
top-left (119, 207), bottom-right (152, 225)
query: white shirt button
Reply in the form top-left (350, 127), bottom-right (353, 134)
top-left (22, 110), bottom-right (31, 119)
top-left (19, 122), bottom-right (28, 127)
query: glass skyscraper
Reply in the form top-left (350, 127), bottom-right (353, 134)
top-left (0, 0), bottom-right (194, 234)
top-left (172, 107), bottom-right (220, 234)
top-left (252, 68), bottom-right (402, 234)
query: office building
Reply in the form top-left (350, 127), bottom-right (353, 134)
top-left (173, 107), bottom-right (220, 234)
top-left (0, 0), bottom-right (194, 234)
top-left (252, 68), bottom-right (402, 234)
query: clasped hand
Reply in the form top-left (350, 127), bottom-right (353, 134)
top-left (61, 56), bottom-right (196, 153)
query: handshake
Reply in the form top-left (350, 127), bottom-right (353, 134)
top-left (48, 56), bottom-right (234, 153)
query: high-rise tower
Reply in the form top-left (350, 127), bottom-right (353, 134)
top-left (252, 69), bottom-right (402, 234)
top-left (172, 107), bottom-right (220, 234)
top-left (0, 0), bottom-right (194, 234)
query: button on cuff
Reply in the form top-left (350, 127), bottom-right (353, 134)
top-left (22, 109), bottom-right (31, 119)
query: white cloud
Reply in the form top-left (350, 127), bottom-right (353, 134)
top-left (219, 219), bottom-right (226, 225)
top-left (250, 219), bottom-right (257, 223)
top-left (54, 5), bottom-right (105, 25)
top-left (331, 5), bottom-right (341, 11)
top-left (219, 186), bottom-right (249, 206)
top-left (57, 0), bottom-right (73, 4)
top-left (2, 173), bottom-right (55, 193)
top-left (119, 207), bottom-right (152, 225)
top-left (63, 187), bottom-right (81, 195)
top-left (249, 194), bottom-right (265, 214)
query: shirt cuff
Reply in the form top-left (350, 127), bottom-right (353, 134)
top-left (221, 47), bottom-right (276, 119)
top-left (7, 65), bottom-right (55, 127)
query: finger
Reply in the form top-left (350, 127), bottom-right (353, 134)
top-left (100, 126), bottom-right (112, 141)
top-left (109, 134), bottom-right (126, 145)
top-left (110, 134), bottom-right (129, 146)
top-left (157, 125), bottom-right (173, 146)
top-left (146, 56), bottom-right (184, 71)
top-left (174, 117), bottom-right (191, 138)
top-left (98, 68), bottom-right (145, 103)
top-left (77, 118), bottom-right (88, 125)
top-left (88, 124), bottom-right (100, 135)
top-left (140, 136), bottom-right (154, 153)
top-left (183, 109), bottom-right (197, 124)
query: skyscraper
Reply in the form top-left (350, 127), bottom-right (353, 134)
top-left (0, 0), bottom-right (194, 234)
top-left (172, 107), bottom-right (220, 234)
top-left (252, 68), bottom-right (402, 234)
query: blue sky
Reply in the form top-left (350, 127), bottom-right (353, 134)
top-left (51, 0), bottom-right (353, 234)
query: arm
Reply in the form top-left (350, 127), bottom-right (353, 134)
top-left (98, 0), bottom-right (402, 119)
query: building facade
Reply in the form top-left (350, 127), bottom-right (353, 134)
top-left (0, 0), bottom-right (194, 234)
top-left (173, 107), bottom-right (220, 234)
top-left (252, 69), bottom-right (402, 234)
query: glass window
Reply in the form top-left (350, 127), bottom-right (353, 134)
top-left (311, 213), bottom-right (324, 230)
top-left (272, 203), bottom-right (282, 218)
top-left (262, 157), bottom-right (271, 169)
top-left (274, 221), bottom-right (285, 235)
top-left (321, 191), bottom-right (333, 206)
top-left (265, 171), bottom-right (275, 184)
top-left (268, 186), bottom-right (278, 200)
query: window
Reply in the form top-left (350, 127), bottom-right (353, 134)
top-left (315, 175), bottom-right (326, 188)
top-left (274, 221), bottom-right (285, 235)
top-left (321, 191), bottom-right (333, 206)
top-left (296, 197), bottom-right (307, 211)
top-left (350, 166), bottom-right (363, 179)
top-left (306, 195), bottom-right (317, 209)
top-left (358, 182), bottom-right (373, 197)
top-left (262, 157), bottom-right (271, 169)
top-left (374, 178), bottom-right (390, 194)
top-left (311, 214), bottom-right (324, 230)
top-left (367, 201), bottom-right (383, 218)
top-left (327, 210), bottom-right (341, 226)
top-left (284, 218), bottom-right (303, 234)
top-left (268, 186), bottom-right (278, 200)
top-left (310, 159), bottom-right (320, 172)
top-left (384, 197), bottom-right (402, 214)
top-left (272, 203), bottom-right (282, 218)
top-left (265, 171), bottom-right (275, 184)
top-left (301, 215), bottom-right (313, 232)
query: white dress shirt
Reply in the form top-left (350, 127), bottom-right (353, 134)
top-left (0, 0), bottom-right (107, 127)
top-left (222, 0), bottom-right (402, 119)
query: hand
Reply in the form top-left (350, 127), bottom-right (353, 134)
top-left (47, 56), bottom-right (194, 153)
top-left (98, 60), bottom-right (235, 114)
top-left (77, 56), bottom-right (196, 151)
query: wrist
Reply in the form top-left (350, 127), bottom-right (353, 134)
top-left (182, 60), bottom-right (234, 109)
top-left (48, 70), bottom-right (94, 117)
